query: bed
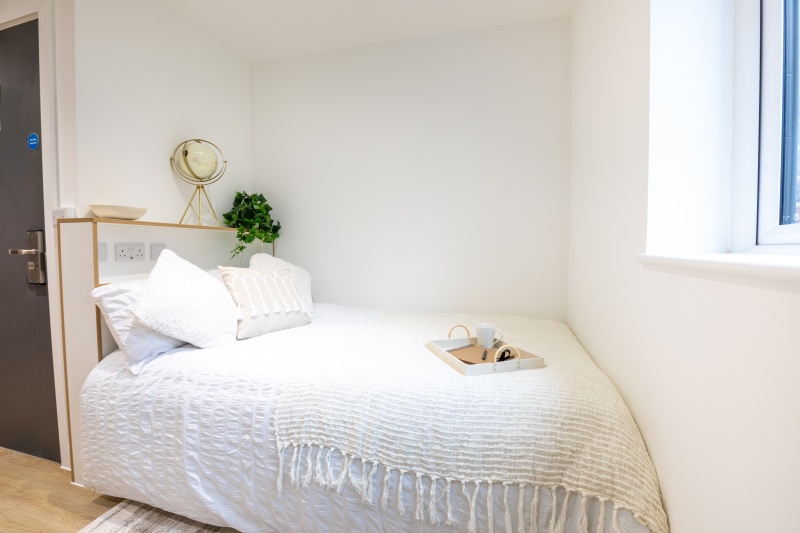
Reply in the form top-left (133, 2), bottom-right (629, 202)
top-left (80, 295), bottom-right (669, 533)
top-left (56, 223), bottom-right (669, 533)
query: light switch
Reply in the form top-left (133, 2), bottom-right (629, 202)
top-left (52, 206), bottom-right (77, 227)
top-left (150, 243), bottom-right (167, 260)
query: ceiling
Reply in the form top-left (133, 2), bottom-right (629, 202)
top-left (164, 0), bottom-right (576, 64)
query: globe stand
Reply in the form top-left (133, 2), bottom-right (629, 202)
top-left (179, 185), bottom-right (221, 226)
top-left (170, 139), bottom-right (226, 227)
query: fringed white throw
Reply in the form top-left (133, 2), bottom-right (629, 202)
top-left (273, 313), bottom-right (669, 533)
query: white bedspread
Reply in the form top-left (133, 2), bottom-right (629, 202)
top-left (81, 304), bottom-right (666, 533)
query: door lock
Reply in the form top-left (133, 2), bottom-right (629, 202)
top-left (8, 230), bottom-right (46, 284)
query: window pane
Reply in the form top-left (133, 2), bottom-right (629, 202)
top-left (782, 0), bottom-right (800, 224)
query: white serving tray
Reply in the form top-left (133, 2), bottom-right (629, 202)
top-left (426, 337), bottom-right (544, 376)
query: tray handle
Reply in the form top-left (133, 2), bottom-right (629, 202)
top-left (448, 324), bottom-right (470, 339)
top-left (493, 344), bottom-right (522, 371)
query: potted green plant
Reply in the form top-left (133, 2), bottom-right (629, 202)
top-left (222, 191), bottom-right (281, 257)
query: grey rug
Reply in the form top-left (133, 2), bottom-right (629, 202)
top-left (79, 499), bottom-right (239, 533)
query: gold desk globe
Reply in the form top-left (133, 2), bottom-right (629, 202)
top-left (170, 139), bottom-right (227, 226)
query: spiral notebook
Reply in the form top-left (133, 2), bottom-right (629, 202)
top-left (444, 343), bottom-right (514, 365)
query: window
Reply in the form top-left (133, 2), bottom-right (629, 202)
top-left (759, 0), bottom-right (800, 244)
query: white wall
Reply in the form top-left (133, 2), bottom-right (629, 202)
top-left (570, 1), bottom-right (800, 532)
top-left (74, 0), bottom-right (252, 224)
top-left (251, 19), bottom-right (571, 317)
top-left (648, 0), bottom-right (733, 254)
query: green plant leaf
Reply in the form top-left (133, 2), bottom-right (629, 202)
top-left (223, 191), bottom-right (281, 257)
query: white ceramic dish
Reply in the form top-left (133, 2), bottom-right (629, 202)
top-left (89, 205), bottom-right (147, 220)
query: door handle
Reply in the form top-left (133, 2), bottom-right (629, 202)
top-left (8, 230), bottom-right (46, 284)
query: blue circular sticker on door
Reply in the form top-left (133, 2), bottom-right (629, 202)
top-left (28, 133), bottom-right (39, 151)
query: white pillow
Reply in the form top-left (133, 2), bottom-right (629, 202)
top-left (249, 253), bottom-right (313, 316)
top-left (92, 280), bottom-right (185, 375)
top-left (219, 266), bottom-right (310, 340)
top-left (135, 250), bottom-right (238, 348)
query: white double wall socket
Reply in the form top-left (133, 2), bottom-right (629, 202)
top-left (115, 243), bottom-right (145, 261)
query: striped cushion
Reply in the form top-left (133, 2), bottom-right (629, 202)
top-left (219, 266), bottom-right (310, 340)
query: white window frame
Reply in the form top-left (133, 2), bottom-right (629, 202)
top-left (640, 0), bottom-right (800, 287)
top-left (758, 0), bottom-right (800, 244)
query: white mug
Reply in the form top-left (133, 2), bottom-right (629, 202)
top-left (476, 323), bottom-right (503, 349)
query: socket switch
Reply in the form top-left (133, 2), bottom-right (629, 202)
top-left (115, 242), bottom-right (145, 261)
top-left (52, 206), bottom-right (76, 227)
top-left (150, 243), bottom-right (167, 260)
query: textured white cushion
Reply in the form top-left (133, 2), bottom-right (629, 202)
top-left (92, 280), bottom-right (185, 375)
top-left (219, 266), bottom-right (311, 340)
top-left (135, 250), bottom-right (238, 348)
top-left (249, 253), bottom-right (313, 316)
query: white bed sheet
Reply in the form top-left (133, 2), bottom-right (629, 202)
top-left (81, 304), bottom-right (652, 533)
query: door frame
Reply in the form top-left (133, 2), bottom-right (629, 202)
top-left (0, 0), bottom-right (76, 470)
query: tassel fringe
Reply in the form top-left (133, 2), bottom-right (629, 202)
top-left (288, 446), bottom-right (299, 487)
top-left (415, 473), bottom-right (424, 521)
top-left (503, 483), bottom-right (512, 533)
top-left (313, 446), bottom-right (324, 486)
top-left (598, 499), bottom-right (607, 533)
top-left (372, 462), bottom-right (380, 505)
top-left (464, 481), bottom-right (480, 533)
top-left (548, 487), bottom-right (557, 533)
top-left (580, 494), bottom-right (589, 533)
top-left (445, 480), bottom-right (455, 526)
top-left (277, 446), bottom-right (285, 494)
top-left (275, 444), bottom-right (633, 533)
top-left (381, 468), bottom-right (390, 511)
top-left (302, 445), bottom-right (313, 487)
top-left (530, 486), bottom-right (540, 533)
top-left (363, 462), bottom-right (375, 506)
top-left (487, 480), bottom-right (494, 533)
top-left (397, 471), bottom-right (406, 517)
top-left (555, 490), bottom-right (570, 533)
top-left (429, 477), bottom-right (438, 524)
top-left (324, 448), bottom-right (334, 488)
top-left (333, 454), bottom-right (349, 492)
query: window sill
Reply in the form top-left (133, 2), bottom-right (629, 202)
top-left (637, 250), bottom-right (800, 292)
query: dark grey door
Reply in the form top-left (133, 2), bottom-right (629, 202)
top-left (0, 19), bottom-right (60, 462)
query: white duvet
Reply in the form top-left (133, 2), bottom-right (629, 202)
top-left (81, 304), bottom-right (663, 533)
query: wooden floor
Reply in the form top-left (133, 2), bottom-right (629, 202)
top-left (0, 447), bottom-right (120, 533)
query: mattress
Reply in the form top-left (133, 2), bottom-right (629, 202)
top-left (81, 304), bottom-right (660, 533)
